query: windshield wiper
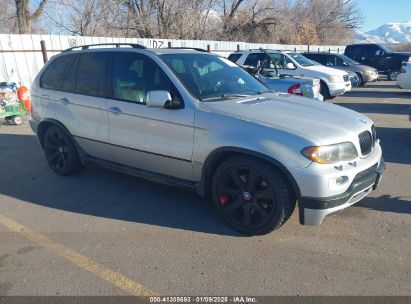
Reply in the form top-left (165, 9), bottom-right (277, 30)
top-left (201, 94), bottom-right (252, 102)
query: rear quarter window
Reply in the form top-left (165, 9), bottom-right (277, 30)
top-left (227, 53), bottom-right (242, 63)
top-left (40, 55), bottom-right (77, 91)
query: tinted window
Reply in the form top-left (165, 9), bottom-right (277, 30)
top-left (351, 47), bottom-right (363, 60)
top-left (340, 54), bottom-right (359, 65)
top-left (334, 55), bottom-right (347, 66)
top-left (363, 45), bottom-right (379, 56)
top-left (41, 55), bottom-right (76, 90)
top-left (75, 53), bottom-right (108, 97)
top-left (324, 55), bottom-right (336, 66)
top-left (227, 53), bottom-right (242, 63)
top-left (313, 55), bottom-right (327, 65)
top-left (244, 53), bottom-right (269, 67)
top-left (111, 53), bottom-right (180, 106)
top-left (62, 56), bottom-right (78, 92)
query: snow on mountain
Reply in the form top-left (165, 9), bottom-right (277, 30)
top-left (356, 21), bottom-right (411, 44)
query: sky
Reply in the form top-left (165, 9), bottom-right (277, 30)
top-left (356, 0), bottom-right (411, 32)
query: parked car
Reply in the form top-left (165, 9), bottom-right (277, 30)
top-left (397, 61), bottom-right (411, 89)
top-left (344, 43), bottom-right (411, 81)
top-left (230, 49), bottom-right (351, 100)
top-left (255, 74), bottom-right (323, 100)
top-left (228, 50), bottom-right (323, 101)
top-left (30, 43), bottom-right (384, 235)
top-left (303, 52), bottom-right (379, 85)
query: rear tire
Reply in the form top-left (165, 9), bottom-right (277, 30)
top-left (211, 157), bottom-right (296, 235)
top-left (43, 126), bottom-right (84, 176)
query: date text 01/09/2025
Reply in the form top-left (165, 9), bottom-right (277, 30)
top-left (149, 296), bottom-right (257, 303)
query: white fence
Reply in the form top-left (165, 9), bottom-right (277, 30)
top-left (0, 34), bottom-right (346, 87)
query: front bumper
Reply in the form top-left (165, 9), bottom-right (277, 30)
top-left (301, 158), bottom-right (385, 225)
top-left (328, 82), bottom-right (351, 96)
top-left (363, 72), bottom-right (379, 82)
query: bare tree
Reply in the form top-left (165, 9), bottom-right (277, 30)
top-left (0, 0), bottom-right (18, 33)
top-left (14, 0), bottom-right (48, 33)
top-left (38, 0), bottom-right (362, 45)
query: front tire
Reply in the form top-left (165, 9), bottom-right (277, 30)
top-left (320, 81), bottom-right (333, 100)
top-left (356, 73), bottom-right (365, 86)
top-left (388, 71), bottom-right (399, 81)
top-left (43, 126), bottom-right (84, 176)
top-left (211, 157), bottom-right (296, 235)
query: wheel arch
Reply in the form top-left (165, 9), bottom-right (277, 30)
top-left (37, 119), bottom-right (87, 161)
top-left (37, 119), bottom-right (72, 147)
top-left (200, 147), bottom-right (303, 222)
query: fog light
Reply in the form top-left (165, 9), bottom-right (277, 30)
top-left (336, 176), bottom-right (348, 185)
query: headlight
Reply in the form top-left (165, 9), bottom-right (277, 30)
top-left (329, 75), bottom-right (342, 83)
top-left (302, 142), bottom-right (358, 164)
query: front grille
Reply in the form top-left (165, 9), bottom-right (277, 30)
top-left (358, 130), bottom-right (373, 155)
top-left (343, 75), bottom-right (349, 82)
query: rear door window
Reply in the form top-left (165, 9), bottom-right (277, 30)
top-left (307, 54), bottom-right (325, 64)
top-left (40, 55), bottom-right (77, 91)
top-left (75, 52), bottom-right (108, 97)
top-left (352, 47), bottom-right (363, 60)
top-left (244, 53), bottom-right (268, 67)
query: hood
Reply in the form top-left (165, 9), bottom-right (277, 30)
top-left (393, 52), bottom-right (411, 57)
top-left (306, 65), bottom-right (348, 76)
top-left (355, 64), bottom-right (378, 72)
top-left (200, 93), bottom-right (373, 145)
top-left (334, 65), bottom-right (377, 73)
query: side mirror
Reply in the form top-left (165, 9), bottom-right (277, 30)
top-left (286, 62), bottom-right (296, 69)
top-left (146, 90), bottom-right (171, 108)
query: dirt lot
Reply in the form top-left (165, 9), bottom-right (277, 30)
top-left (0, 81), bottom-right (410, 296)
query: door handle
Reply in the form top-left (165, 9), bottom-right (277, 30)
top-left (108, 106), bottom-right (122, 115)
top-left (60, 97), bottom-right (70, 105)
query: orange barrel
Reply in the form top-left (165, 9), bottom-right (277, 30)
top-left (17, 86), bottom-right (31, 111)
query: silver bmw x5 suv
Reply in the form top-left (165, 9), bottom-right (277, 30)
top-left (29, 43), bottom-right (384, 235)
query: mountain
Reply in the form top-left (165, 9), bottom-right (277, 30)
top-left (356, 21), bottom-right (411, 44)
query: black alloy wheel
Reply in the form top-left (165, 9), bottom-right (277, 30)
top-left (43, 126), bottom-right (83, 175)
top-left (211, 157), bottom-right (295, 235)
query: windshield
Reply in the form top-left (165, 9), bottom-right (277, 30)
top-left (287, 53), bottom-right (314, 66)
top-left (159, 53), bottom-right (270, 101)
top-left (340, 54), bottom-right (359, 65)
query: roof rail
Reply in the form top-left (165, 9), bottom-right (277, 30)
top-left (63, 43), bottom-right (146, 52)
top-left (164, 47), bottom-right (208, 52)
